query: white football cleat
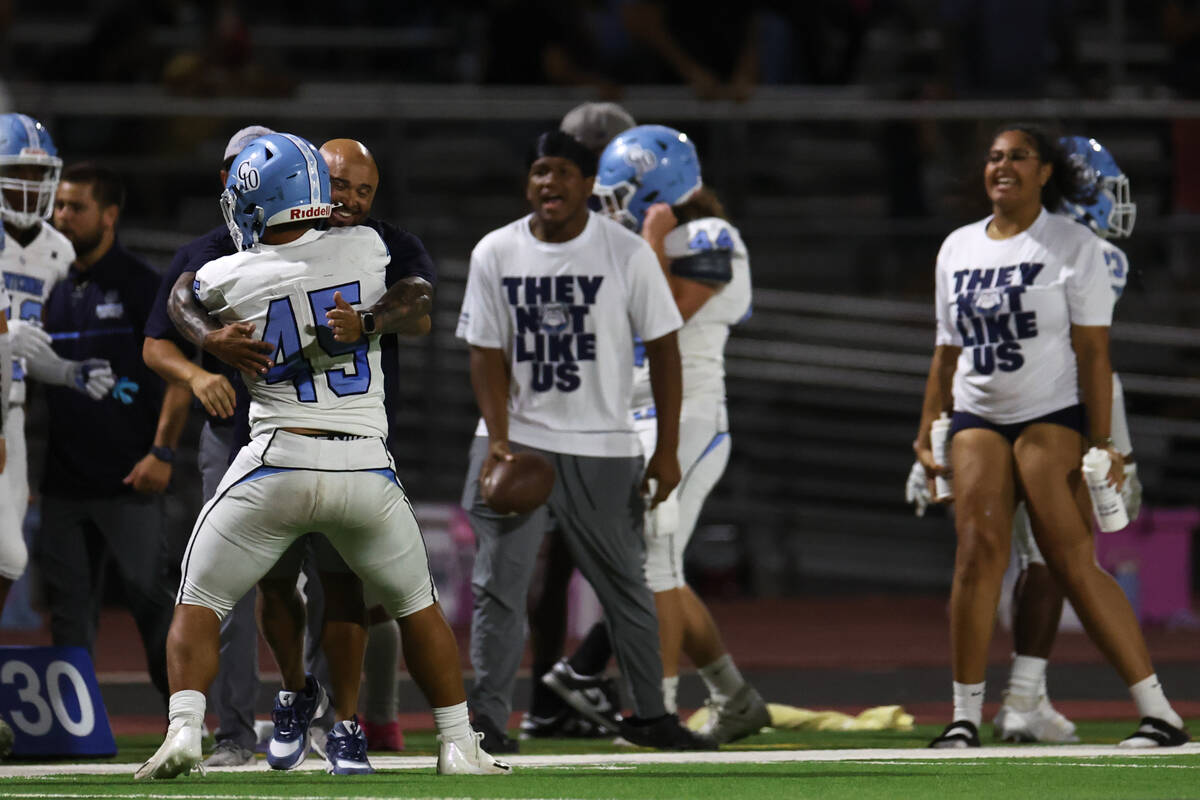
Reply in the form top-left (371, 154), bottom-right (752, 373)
top-left (436, 731), bottom-right (512, 775)
top-left (993, 693), bottom-right (1079, 743)
top-left (135, 720), bottom-right (206, 779)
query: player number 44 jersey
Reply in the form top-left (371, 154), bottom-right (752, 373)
top-left (0, 222), bottom-right (74, 405)
top-left (631, 217), bottom-right (752, 410)
top-left (193, 227), bottom-right (390, 439)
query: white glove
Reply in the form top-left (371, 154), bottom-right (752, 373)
top-left (71, 359), bottom-right (115, 401)
top-left (905, 460), bottom-right (931, 517)
top-left (1121, 462), bottom-right (1142, 522)
top-left (6, 319), bottom-right (51, 360)
top-left (16, 325), bottom-right (114, 400)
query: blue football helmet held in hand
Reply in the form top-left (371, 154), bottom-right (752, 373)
top-left (594, 124), bottom-right (702, 232)
top-left (0, 113), bottom-right (63, 229)
top-left (1060, 135), bottom-right (1136, 239)
top-left (220, 133), bottom-right (331, 251)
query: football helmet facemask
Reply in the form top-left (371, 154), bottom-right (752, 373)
top-left (220, 133), bottom-right (331, 251)
top-left (0, 113), bottom-right (63, 229)
top-left (593, 124), bottom-right (702, 233)
top-left (1061, 135), bottom-right (1136, 240)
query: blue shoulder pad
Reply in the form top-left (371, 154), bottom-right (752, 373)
top-left (670, 250), bottom-right (733, 284)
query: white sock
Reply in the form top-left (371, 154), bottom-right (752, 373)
top-left (952, 681), bottom-right (985, 727)
top-left (434, 701), bottom-right (472, 742)
top-left (662, 675), bottom-right (679, 714)
top-left (1006, 655), bottom-right (1047, 701)
top-left (698, 654), bottom-right (744, 704)
top-left (168, 690), bottom-right (206, 729)
top-left (1129, 674), bottom-right (1183, 729)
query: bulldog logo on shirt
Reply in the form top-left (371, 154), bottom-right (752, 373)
top-left (952, 263), bottom-right (1043, 375)
top-left (502, 275), bottom-right (603, 393)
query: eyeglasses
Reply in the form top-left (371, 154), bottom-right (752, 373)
top-left (987, 149), bottom-right (1040, 164)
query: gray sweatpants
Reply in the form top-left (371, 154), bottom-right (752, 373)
top-left (464, 436), bottom-right (666, 728)
top-left (200, 421), bottom-right (259, 751)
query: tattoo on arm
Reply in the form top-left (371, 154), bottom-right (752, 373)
top-left (167, 271), bottom-right (220, 348)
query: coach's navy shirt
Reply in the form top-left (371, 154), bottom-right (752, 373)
top-left (229, 218), bottom-right (437, 455)
top-left (144, 223), bottom-right (240, 426)
top-left (42, 239), bottom-right (166, 497)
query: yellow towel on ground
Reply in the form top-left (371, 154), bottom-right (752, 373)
top-left (686, 703), bottom-right (914, 733)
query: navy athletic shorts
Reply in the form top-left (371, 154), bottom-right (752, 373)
top-left (949, 404), bottom-right (1086, 445)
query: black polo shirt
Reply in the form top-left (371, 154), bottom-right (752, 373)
top-left (143, 223), bottom-right (241, 427)
top-left (42, 238), bottom-right (165, 497)
top-left (228, 218), bottom-right (437, 455)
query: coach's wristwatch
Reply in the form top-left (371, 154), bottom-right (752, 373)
top-left (359, 310), bottom-right (378, 336)
top-left (150, 445), bottom-right (175, 463)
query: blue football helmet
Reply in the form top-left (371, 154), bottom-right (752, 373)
top-left (219, 133), bottom-right (331, 251)
top-left (1060, 135), bottom-right (1136, 239)
top-left (593, 124), bottom-right (702, 232)
top-left (0, 113), bottom-right (63, 229)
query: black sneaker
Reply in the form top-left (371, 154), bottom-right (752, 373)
top-left (520, 709), bottom-right (608, 740)
top-left (472, 715), bottom-right (519, 754)
top-left (541, 659), bottom-right (622, 734)
top-left (929, 720), bottom-right (981, 748)
top-left (619, 714), bottom-right (718, 751)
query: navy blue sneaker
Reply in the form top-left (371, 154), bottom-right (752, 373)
top-left (325, 716), bottom-right (374, 775)
top-left (267, 674), bottom-right (329, 770)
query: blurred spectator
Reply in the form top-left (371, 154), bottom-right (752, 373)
top-left (1162, 1), bottom-right (1200, 213)
top-left (620, 0), bottom-right (758, 100)
top-left (162, 1), bottom-right (292, 97)
top-left (482, 0), bottom-right (623, 97)
top-left (757, 0), bottom-right (874, 85)
top-left (45, 1), bottom-right (165, 83)
top-left (938, 0), bottom-right (1081, 99)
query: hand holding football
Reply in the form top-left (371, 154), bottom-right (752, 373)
top-left (480, 451), bottom-right (555, 515)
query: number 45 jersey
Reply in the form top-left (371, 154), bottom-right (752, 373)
top-left (193, 226), bottom-right (389, 440)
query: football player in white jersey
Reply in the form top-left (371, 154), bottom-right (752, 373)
top-left (136, 133), bottom-right (509, 779)
top-left (0, 224), bottom-right (15, 617)
top-left (914, 125), bottom-right (1187, 749)
top-left (548, 125), bottom-right (768, 744)
top-left (905, 135), bottom-right (1144, 744)
top-left (0, 113), bottom-right (113, 613)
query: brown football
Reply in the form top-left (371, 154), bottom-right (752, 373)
top-left (480, 451), bottom-right (555, 515)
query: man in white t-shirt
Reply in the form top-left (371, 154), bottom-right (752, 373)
top-left (456, 130), bottom-right (715, 752)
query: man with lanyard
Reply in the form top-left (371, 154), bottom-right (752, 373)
top-left (42, 162), bottom-right (192, 704)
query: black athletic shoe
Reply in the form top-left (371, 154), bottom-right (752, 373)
top-left (472, 715), bottom-right (519, 755)
top-left (519, 709), bottom-right (609, 739)
top-left (1118, 717), bottom-right (1191, 748)
top-left (542, 659), bottom-right (622, 734)
top-left (619, 714), bottom-right (718, 751)
top-left (929, 720), bottom-right (981, 749)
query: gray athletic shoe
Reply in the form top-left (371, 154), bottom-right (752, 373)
top-left (203, 738), bottom-right (255, 767)
top-left (702, 684), bottom-right (771, 744)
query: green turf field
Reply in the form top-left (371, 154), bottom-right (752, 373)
top-left (0, 722), bottom-right (1196, 800)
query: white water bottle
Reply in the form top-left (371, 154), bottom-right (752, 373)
top-left (930, 412), bottom-right (953, 500)
top-left (1082, 447), bottom-right (1129, 532)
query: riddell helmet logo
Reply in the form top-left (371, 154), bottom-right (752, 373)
top-left (290, 204), bottom-right (332, 220)
top-left (19, 147), bottom-right (47, 157)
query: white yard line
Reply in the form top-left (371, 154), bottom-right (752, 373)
top-left (1, 743), bottom-right (1197, 779)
